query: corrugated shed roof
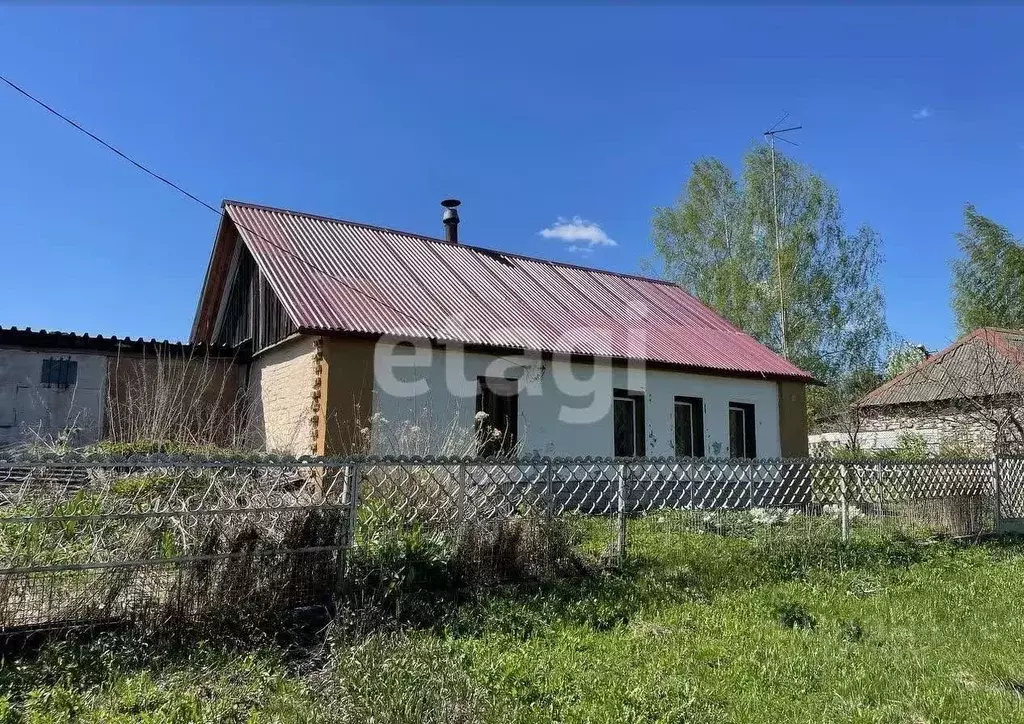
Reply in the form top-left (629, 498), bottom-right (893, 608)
top-left (0, 326), bottom-right (238, 357)
top-left (218, 201), bottom-right (813, 382)
top-left (859, 328), bottom-right (1024, 407)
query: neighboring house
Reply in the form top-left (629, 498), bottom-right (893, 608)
top-left (0, 327), bottom-right (239, 448)
top-left (811, 328), bottom-right (1024, 455)
top-left (190, 199), bottom-right (814, 458)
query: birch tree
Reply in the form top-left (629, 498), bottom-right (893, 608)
top-left (651, 147), bottom-right (888, 389)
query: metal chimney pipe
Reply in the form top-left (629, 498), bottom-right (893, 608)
top-left (441, 198), bottom-right (460, 243)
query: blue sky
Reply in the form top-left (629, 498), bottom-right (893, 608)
top-left (1, 5), bottom-right (1022, 353)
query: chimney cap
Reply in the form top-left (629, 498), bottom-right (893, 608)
top-left (441, 198), bottom-right (461, 209)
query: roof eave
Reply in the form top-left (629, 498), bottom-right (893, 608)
top-left (188, 209), bottom-right (232, 343)
top-left (298, 326), bottom-right (815, 384)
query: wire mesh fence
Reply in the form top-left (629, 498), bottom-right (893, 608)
top-left (0, 452), bottom-right (1016, 631)
top-left (0, 457), bottom-right (349, 630)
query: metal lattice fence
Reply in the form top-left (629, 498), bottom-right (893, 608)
top-left (0, 452), bottom-right (1014, 631)
top-left (0, 458), bottom-right (349, 630)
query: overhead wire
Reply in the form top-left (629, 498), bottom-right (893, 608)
top-left (0, 72), bottom-right (465, 340)
top-left (0, 72), bottom-right (543, 372)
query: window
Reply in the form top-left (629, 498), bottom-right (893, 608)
top-left (728, 402), bottom-right (756, 458)
top-left (613, 389), bottom-right (646, 457)
top-left (41, 358), bottom-right (77, 389)
top-left (674, 396), bottom-right (704, 457)
top-left (475, 377), bottom-right (518, 456)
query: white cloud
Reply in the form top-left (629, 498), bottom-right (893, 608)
top-left (912, 106), bottom-right (932, 120)
top-left (566, 244), bottom-right (594, 257)
top-left (538, 216), bottom-right (617, 249)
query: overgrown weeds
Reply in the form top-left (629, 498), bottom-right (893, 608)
top-left (2, 529), bottom-right (1023, 722)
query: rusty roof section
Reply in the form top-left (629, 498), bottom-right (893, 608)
top-left (858, 327), bottom-right (1024, 408)
top-left (209, 200), bottom-right (813, 382)
top-left (0, 325), bottom-right (240, 358)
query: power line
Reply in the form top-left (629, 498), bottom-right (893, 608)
top-left (0, 72), bottom-right (443, 337)
top-left (0, 74), bottom-right (221, 216)
top-left (0, 72), bottom-right (543, 372)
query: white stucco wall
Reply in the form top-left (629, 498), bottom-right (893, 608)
top-left (0, 348), bottom-right (107, 447)
top-left (371, 344), bottom-right (781, 458)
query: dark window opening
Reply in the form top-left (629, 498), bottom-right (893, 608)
top-left (613, 388), bottom-right (646, 457)
top-left (674, 396), bottom-right (705, 457)
top-left (41, 358), bottom-right (77, 389)
top-left (475, 377), bottom-right (518, 456)
top-left (728, 402), bottom-right (756, 458)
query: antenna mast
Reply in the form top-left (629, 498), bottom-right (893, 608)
top-left (763, 114), bottom-right (802, 360)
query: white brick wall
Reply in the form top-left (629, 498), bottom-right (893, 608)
top-left (810, 405), bottom-right (1014, 455)
top-left (246, 336), bottom-right (319, 455)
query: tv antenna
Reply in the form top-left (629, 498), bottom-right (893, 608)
top-left (763, 113), bottom-right (802, 360)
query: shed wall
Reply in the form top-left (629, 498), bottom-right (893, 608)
top-left (245, 336), bottom-right (319, 455)
top-left (0, 348), bottom-right (106, 447)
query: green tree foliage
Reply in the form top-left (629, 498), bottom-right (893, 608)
top-left (884, 342), bottom-right (928, 381)
top-left (651, 147), bottom-right (888, 387)
top-left (951, 204), bottom-right (1024, 334)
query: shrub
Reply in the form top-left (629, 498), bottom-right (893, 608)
top-left (775, 600), bottom-right (816, 630)
top-left (456, 512), bottom-right (582, 584)
top-left (343, 512), bottom-right (460, 627)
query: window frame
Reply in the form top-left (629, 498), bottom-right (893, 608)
top-left (612, 388), bottom-right (646, 458)
top-left (728, 402), bottom-right (757, 458)
top-left (673, 395), bottom-right (705, 458)
top-left (475, 376), bottom-right (519, 457)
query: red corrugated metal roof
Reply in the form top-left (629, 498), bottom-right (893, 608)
top-left (221, 201), bottom-right (813, 382)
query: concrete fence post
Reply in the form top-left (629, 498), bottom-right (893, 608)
top-left (992, 455), bottom-right (1003, 533)
top-left (748, 461), bottom-right (755, 511)
top-left (457, 462), bottom-right (467, 528)
top-left (875, 461), bottom-right (884, 521)
top-left (839, 463), bottom-right (851, 542)
top-left (617, 463), bottom-right (629, 565)
top-left (337, 461), bottom-right (362, 596)
top-left (344, 462), bottom-right (362, 549)
top-left (543, 460), bottom-right (554, 519)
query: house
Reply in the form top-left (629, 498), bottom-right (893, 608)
top-left (0, 327), bottom-right (239, 448)
top-left (190, 199), bottom-right (814, 458)
top-left (814, 327), bottom-right (1024, 455)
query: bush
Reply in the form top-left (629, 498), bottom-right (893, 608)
top-left (343, 510), bottom-right (460, 627)
top-left (457, 513), bottom-right (582, 584)
top-left (775, 600), bottom-right (816, 630)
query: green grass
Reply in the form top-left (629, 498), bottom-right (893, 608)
top-left (4, 520), bottom-right (1024, 723)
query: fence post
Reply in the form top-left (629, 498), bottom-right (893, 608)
top-left (543, 460), bottom-right (554, 519)
top-left (457, 462), bottom-right (467, 529)
top-left (840, 463), bottom-right (851, 542)
top-left (344, 462), bottom-right (362, 548)
top-left (992, 455), bottom-right (1003, 533)
top-left (748, 463), bottom-right (755, 511)
top-left (617, 463), bottom-right (629, 565)
top-left (875, 461), bottom-right (884, 522)
top-left (336, 462), bottom-right (362, 597)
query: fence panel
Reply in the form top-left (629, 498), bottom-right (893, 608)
top-left (998, 456), bottom-right (1024, 528)
top-left (0, 453), bottom-right (1004, 631)
top-left (0, 458), bottom-right (348, 630)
